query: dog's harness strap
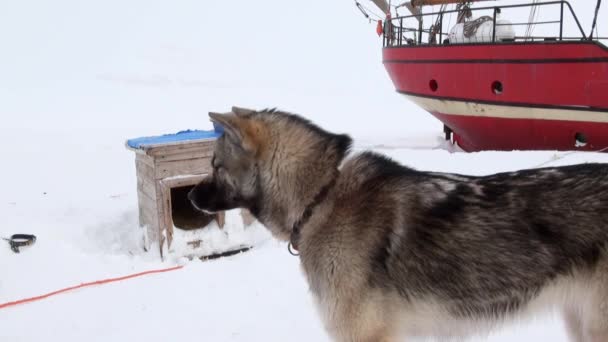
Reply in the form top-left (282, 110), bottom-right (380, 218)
top-left (289, 172), bottom-right (338, 256)
top-left (3, 234), bottom-right (37, 253)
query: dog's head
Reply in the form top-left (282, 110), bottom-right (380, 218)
top-left (188, 107), bottom-right (262, 214)
top-left (189, 106), bottom-right (351, 239)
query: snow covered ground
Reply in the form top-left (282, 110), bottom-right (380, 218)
top-left (1, 1), bottom-right (607, 341)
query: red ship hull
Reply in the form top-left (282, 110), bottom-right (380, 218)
top-left (383, 41), bottom-right (608, 151)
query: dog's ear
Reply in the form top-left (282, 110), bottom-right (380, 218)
top-left (231, 106), bottom-right (256, 117)
top-left (334, 133), bottom-right (353, 159)
top-left (209, 112), bottom-right (241, 141)
top-left (209, 112), bottom-right (260, 154)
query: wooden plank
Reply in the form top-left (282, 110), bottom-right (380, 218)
top-left (155, 150), bottom-right (213, 164)
top-left (137, 188), bottom-right (156, 209)
top-left (136, 159), bottom-right (160, 200)
top-left (154, 147), bottom-right (214, 163)
top-left (240, 209), bottom-right (256, 226)
top-left (138, 204), bottom-right (159, 246)
top-left (138, 190), bottom-right (158, 222)
top-left (136, 153), bottom-right (154, 168)
top-left (157, 182), bottom-right (174, 250)
top-left (161, 174), bottom-right (207, 189)
top-left (137, 189), bottom-right (160, 247)
top-left (136, 158), bottom-right (155, 182)
top-left (142, 211), bottom-right (159, 245)
top-left (136, 185), bottom-right (156, 208)
top-left (136, 156), bottom-right (160, 247)
top-left (138, 199), bottom-right (145, 226)
top-left (140, 206), bottom-right (158, 231)
top-left (137, 181), bottom-right (156, 202)
top-left (145, 140), bottom-right (215, 158)
top-left (146, 226), bottom-right (159, 252)
top-left (137, 175), bottom-right (157, 199)
top-left (216, 211), bottom-right (225, 228)
top-left (155, 159), bottom-right (211, 179)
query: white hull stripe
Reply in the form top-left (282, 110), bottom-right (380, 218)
top-left (404, 94), bottom-right (608, 124)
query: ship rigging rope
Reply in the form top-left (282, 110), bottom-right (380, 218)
top-left (429, 4), bottom-right (448, 43)
top-left (525, 0), bottom-right (541, 40)
top-left (589, 0), bottom-right (602, 39)
top-left (533, 146), bottom-right (608, 168)
top-left (392, 1), bottom-right (401, 16)
top-left (446, 4), bottom-right (453, 33)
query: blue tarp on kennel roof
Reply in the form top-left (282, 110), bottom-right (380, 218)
top-left (126, 128), bottom-right (222, 150)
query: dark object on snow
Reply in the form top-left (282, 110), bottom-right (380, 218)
top-left (199, 246), bottom-right (252, 262)
top-left (3, 234), bottom-right (36, 253)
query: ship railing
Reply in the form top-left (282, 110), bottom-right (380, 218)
top-left (384, 1), bottom-right (606, 47)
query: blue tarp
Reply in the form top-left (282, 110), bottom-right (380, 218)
top-left (126, 129), bottom-right (222, 150)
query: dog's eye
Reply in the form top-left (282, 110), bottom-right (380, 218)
top-left (215, 165), bottom-right (226, 175)
top-left (212, 158), bottom-right (224, 172)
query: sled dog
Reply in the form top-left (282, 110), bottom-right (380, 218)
top-left (189, 106), bottom-right (608, 342)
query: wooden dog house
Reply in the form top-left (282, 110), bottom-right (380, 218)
top-left (126, 129), bottom-right (254, 259)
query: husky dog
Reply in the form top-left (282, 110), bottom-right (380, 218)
top-left (189, 107), bottom-right (608, 342)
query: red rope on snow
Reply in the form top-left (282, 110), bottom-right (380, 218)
top-left (0, 265), bottom-right (184, 310)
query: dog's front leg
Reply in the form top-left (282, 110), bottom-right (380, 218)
top-left (330, 329), bottom-right (397, 342)
top-left (563, 307), bottom-right (585, 342)
top-left (323, 301), bottom-right (399, 342)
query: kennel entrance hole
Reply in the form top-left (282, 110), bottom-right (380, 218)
top-left (170, 185), bottom-right (215, 230)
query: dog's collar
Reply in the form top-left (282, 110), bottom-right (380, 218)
top-left (288, 173), bottom-right (338, 256)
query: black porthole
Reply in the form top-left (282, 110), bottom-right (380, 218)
top-left (492, 81), bottom-right (503, 95)
top-left (575, 132), bottom-right (588, 147)
top-left (429, 79), bottom-right (438, 92)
